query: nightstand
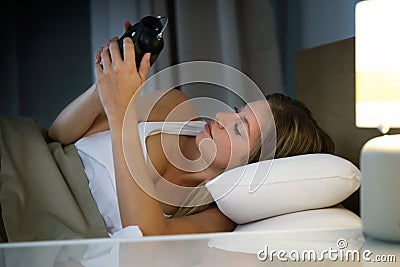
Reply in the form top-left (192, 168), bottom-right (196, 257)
top-left (1, 229), bottom-right (399, 266)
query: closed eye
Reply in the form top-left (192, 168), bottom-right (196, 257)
top-left (234, 123), bottom-right (241, 136)
top-left (236, 105), bottom-right (250, 139)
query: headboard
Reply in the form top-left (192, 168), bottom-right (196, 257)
top-left (295, 37), bottom-right (383, 167)
top-left (295, 37), bottom-right (382, 214)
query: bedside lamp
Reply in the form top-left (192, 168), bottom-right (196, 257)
top-left (356, 0), bottom-right (400, 242)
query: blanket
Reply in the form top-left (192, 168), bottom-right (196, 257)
top-left (0, 116), bottom-right (108, 242)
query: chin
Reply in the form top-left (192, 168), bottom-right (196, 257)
top-left (195, 132), bottom-right (210, 146)
top-left (195, 133), bottom-right (203, 147)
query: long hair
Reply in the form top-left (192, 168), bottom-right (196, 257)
top-left (172, 93), bottom-right (335, 218)
top-left (248, 93), bottom-right (335, 163)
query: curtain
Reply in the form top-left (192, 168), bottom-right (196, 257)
top-left (0, 0), bottom-right (93, 128)
top-left (90, 0), bottom-right (283, 110)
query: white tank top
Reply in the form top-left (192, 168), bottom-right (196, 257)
top-left (74, 121), bottom-right (205, 236)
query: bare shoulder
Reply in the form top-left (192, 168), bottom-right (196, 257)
top-left (163, 207), bottom-right (236, 235)
top-left (136, 89), bottom-right (199, 122)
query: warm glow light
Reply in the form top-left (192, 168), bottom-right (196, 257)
top-left (356, 0), bottom-right (400, 132)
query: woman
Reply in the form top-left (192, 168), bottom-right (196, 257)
top-left (46, 32), bottom-right (334, 238)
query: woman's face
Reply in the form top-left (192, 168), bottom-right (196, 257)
top-left (196, 100), bottom-right (271, 170)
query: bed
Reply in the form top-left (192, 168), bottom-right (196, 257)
top-left (0, 38), bottom-right (368, 266)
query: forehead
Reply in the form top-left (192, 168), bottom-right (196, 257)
top-left (243, 100), bottom-right (270, 121)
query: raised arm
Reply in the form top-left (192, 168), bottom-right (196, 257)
top-left (95, 38), bottom-right (235, 235)
top-left (48, 83), bottom-right (107, 144)
top-left (48, 35), bottom-right (121, 144)
top-left (48, 77), bottom-right (196, 145)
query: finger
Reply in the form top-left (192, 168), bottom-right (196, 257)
top-left (95, 47), bottom-right (102, 64)
top-left (109, 41), bottom-right (122, 63)
top-left (95, 37), bottom-right (118, 64)
top-left (124, 20), bottom-right (132, 32)
top-left (139, 53), bottom-right (151, 79)
top-left (122, 37), bottom-right (135, 64)
top-left (94, 60), bottom-right (103, 77)
top-left (100, 47), bottom-right (111, 71)
top-left (106, 37), bottom-right (119, 46)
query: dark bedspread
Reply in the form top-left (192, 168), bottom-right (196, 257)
top-left (0, 116), bottom-right (108, 242)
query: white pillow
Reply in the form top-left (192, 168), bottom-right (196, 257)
top-left (208, 206), bottom-right (363, 255)
top-left (234, 205), bottom-right (361, 232)
top-left (205, 153), bottom-right (361, 224)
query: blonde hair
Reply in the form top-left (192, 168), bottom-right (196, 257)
top-left (172, 93), bottom-right (335, 218)
top-left (171, 180), bottom-right (215, 218)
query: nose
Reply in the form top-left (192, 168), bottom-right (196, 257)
top-left (215, 112), bottom-right (234, 129)
top-left (215, 112), bottom-right (225, 129)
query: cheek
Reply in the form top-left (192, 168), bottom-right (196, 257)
top-left (213, 131), bottom-right (232, 155)
top-left (214, 132), bottom-right (251, 170)
top-left (226, 134), bottom-right (252, 164)
top-left (195, 134), bottom-right (217, 162)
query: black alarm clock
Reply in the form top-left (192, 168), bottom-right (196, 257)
top-left (118, 15), bottom-right (168, 69)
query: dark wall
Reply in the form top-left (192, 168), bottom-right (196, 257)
top-left (0, 0), bottom-right (92, 129)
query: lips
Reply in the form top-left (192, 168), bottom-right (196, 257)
top-left (205, 123), bottom-right (213, 138)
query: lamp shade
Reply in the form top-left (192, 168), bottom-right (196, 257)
top-left (355, 0), bottom-right (400, 133)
